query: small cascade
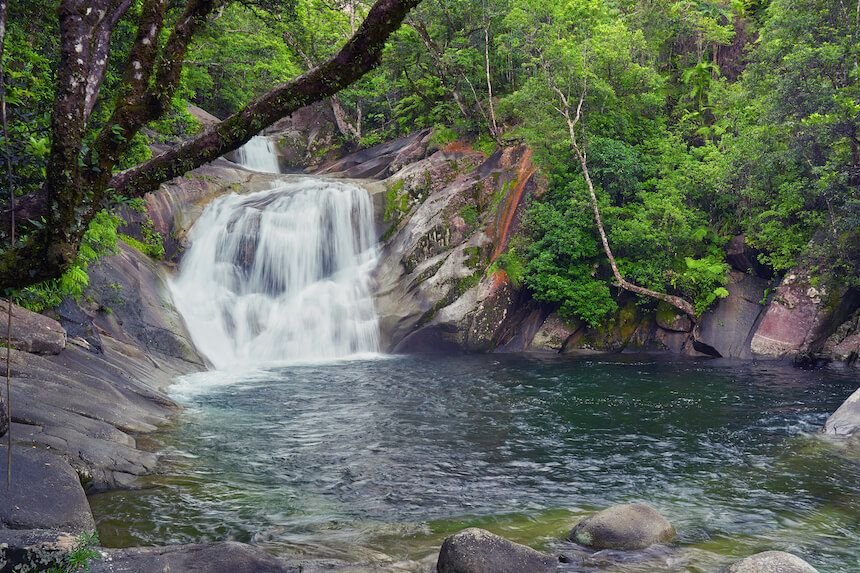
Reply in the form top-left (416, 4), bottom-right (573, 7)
top-left (235, 136), bottom-right (281, 173)
top-left (170, 179), bottom-right (380, 368)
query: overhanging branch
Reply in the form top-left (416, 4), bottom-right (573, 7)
top-left (110, 0), bottom-right (421, 198)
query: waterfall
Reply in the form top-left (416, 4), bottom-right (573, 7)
top-left (234, 136), bottom-right (281, 173)
top-left (170, 179), bottom-right (381, 368)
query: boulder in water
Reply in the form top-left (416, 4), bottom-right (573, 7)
top-left (723, 551), bottom-right (819, 573)
top-left (436, 528), bottom-right (557, 573)
top-left (823, 387), bottom-right (860, 437)
top-left (568, 503), bottom-right (676, 550)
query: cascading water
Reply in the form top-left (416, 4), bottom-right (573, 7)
top-left (233, 135), bottom-right (281, 173)
top-left (170, 138), bottom-right (380, 368)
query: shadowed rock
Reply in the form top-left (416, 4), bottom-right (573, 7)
top-left (436, 528), bottom-right (557, 573)
top-left (568, 504), bottom-right (676, 551)
top-left (723, 551), bottom-right (819, 573)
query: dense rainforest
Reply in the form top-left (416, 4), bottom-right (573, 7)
top-left (2, 0), bottom-right (858, 326)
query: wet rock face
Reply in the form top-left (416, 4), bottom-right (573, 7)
top-left (372, 143), bottom-right (539, 353)
top-left (436, 528), bottom-right (557, 573)
top-left (823, 387), bottom-right (860, 437)
top-left (0, 300), bottom-right (66, 355)
top-left (568, 504), bottom-right (676, 551)
top-left (723, 551), bottom-right (819, 573)
top-left (527, 313), bottom-right (580, 352)
top-left (821, 309), bottom-right (860, 366)
top-left (725, 234), bottom-right (772, 278)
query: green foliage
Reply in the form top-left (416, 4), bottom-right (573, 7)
top-left (12, 212), bottom-right (121, 312)
top-left (674, 256), bottom-right (731, 314)
top-left (46, 532), bottom-right (101, 573)
top-left (491, 248), bottom-right (526, 288)
top-left (384, 179), bottom-right (409, 222)
top-left (473, 135), bottom-right (498, 156)
top-left (5, 0), bottom-right (857, 325)
top-left (429, 125), bottom-right (459, 149)
top-left (459, 205), bottom-right (479, 227)
top-left (119, 225), bottom-right (165, 260)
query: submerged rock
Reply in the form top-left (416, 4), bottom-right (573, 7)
top-left (0, 299), bottom-right (66, 355)
top-left (436, 528), bottom-right (557, 573)
top-left (823, 387), bottom-right (860, 437)
top-left (723, 551), bottom-right (819, 573)
top-left (90, 542), bottom-right (294, 573)
top-left (568, 503), bottom-right (676, 550)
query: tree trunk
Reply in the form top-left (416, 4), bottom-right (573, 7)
top-left (0, 0), bottom-right (422, 291)
top-left (482, 7), bottom-right (501, 144)
top-left (556, 88), bottom-right (697, 319)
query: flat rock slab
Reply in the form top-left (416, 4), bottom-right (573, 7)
top-left (0, 446), bottom-right (94, 533)
top-left (569, 503), bottom-right (676, 551)
top-left (724, 551), bottom-right (819, 573)
top-left (436, 528), bottom-right (557, 573)
top-left (90, 542), bottom-right (296, 573)
top-left (0, 299), bottom-right (66, 355)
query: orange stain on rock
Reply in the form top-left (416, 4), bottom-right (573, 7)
top-left (492, 148), bottom-right (535, 261)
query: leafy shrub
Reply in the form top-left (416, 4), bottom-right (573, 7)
top-left (46, 531), bottom-right (100, 573)
top-left (12, 211), bottom-right (121, 312)
top-left (429, 125), bottom-right (458, 149)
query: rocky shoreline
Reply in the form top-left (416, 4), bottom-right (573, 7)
top-left (1, 120), bottom-right (859, 572)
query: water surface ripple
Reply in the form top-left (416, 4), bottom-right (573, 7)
top-left (90, 355), bottom-right (860, 572)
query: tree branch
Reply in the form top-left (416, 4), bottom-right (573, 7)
top-left (548, 63), bottom-right (697, 319)
top-left (110, 0), bottom-right (421, 198)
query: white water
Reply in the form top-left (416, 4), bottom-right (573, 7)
top-left (234, 136), bottom-right (281, 173)
top-left (171, 139), bottom-right (380, 369)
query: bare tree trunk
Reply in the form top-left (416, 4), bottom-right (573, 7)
top-left (484, 25), bottom-right (500, 142)
top-left (553, 87), bottom-right (697, 319)
top-left (331, 94), bottom-right (362, 141)
top-left (482, 1), bottom-right (501, 143)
